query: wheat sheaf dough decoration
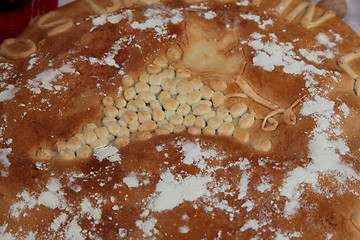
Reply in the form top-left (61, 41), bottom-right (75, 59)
top-left (35, 22), bottom-right (305, 161)
top-left (272, 0), bottom-right (336, 29)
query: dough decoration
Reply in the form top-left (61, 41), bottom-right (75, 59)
top-left (37, 11), bottom-right (74, 37)
top-left (273, 0), bottom-right (336, 29)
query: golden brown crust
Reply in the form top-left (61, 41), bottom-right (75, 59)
top-left (1, 0), bottom-right (360, 239)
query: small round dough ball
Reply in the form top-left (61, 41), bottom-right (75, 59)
top-left (176, 93), bottom-right (188, 104)
top-left (103, 117), bottom-right (117, 126)
top-left (207, 117), bottom-right (223, 129)
top-left (59, 149), bottom-right (76, 161)
top-left (158, 91), bottom-right (171, 104)
top-left (122, 75), bottom-right (134, 87)
top-left (139, 73), bottom-right (150, 83)
top-left (218, 122), bottom-right (235, 136)
top-left (66, 136), bottom-right (82, 151)
top-left (174, 125), bottom-right (186, 133)
top-left (138, 92), bottom-right (156, 104)
top-left (203, 126), bottom-right (215, 135)
top-left (84, 130), bottom-right (98, 144)
top-left (118, 127), bottom-right (130, 137)
top-left (147, 64), bottom-right (162, 74)
top-left (149, 74), bottom-right (162, 86)
top-left (115, 98), bottom-right (127, 109)
top-left (122, 110), bottom-right (138, 125)
top-left (161, 78), bottom-right (176, 91)
top-left (163, 68), bottom-right (175, 79)
top-left (188, 126), bottom-right (201, 135)
top-left (209, 79), bottom-right (227, 91)
top-left (195, 116), bottom-right (206, 128)
top-left (187, 91), bottom-right (202, 105)
top-left (163, 123), bottom-right (175, 133)
top-left (200, 85), bottom-right (214, 100)
top-left (56, 141), bottom-right (67, 152)
top-left (177, 104), bottom-right (191, 116)
top-left (191, 77), bottom-right (203, 90)
top-left (104, 106), bottom-right (119, 118)
top-left (107, 122), bottom-right (121, 136)
top-left (230, 103), bottom-right (248, 119)
top-left (183, 115), bottom-right (196, 127)
top-left (36, 148), bottom-right (53, 160)
top-left (238, 113), bottom-right (255, 129)
top-left (102, 96), bottom-right (114, 106)
top-left (83, 123), bottom-right (97, 131)
top-left (91, 138), bottom-right (109, 149)
top-left (152, 108), bottom-right (165, 122)
top-left (251, 136), bottom-right (272, 153)
top-left (169, 115), bottom-right (184, 125)
top-left (138, 111), bottom-right (152, 123)
top-left (192, 103), bottom-right (212, 116)
top-left (153, 55), bottom-right (169, 68)
top-left (212, 91), bottom-right (225, 108)
top-left (95, 127), bottom-right (110, 139)
top-left (135, 82), bottom-right (150, 93)
top-left (167, 47), bottom-right (182, 61)
top-left (131, 131), bottom-right (153, 141)
top-left (163, 98), bottom-right (179, 111)
top-left (114, 136), bottom-right (130, 147)
top-left (155, 128), bottom-right (171, 135)
top-left (177, 80), bottom-right (194, 94)
top-left (76, 145), bottom-right (92, 159)
top-left (150, 100), bottom-right (162, 110)
top-left (128, 122), bottom-right (140, 133)
top-left (150, 85), bottom-right (162, 95)
top-left (234, 128), bottom-right (250, 143)
top-left (124, 87), bottom-right (136, 101)
top-left (139, 120), bottom-right (157, 132)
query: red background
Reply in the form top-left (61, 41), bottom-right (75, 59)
top-left (0, 0), bottom-right (58, 43)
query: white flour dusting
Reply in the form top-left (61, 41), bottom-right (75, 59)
top-left (280, 95), bottom-right (358, 216)
top-left (0, 148), bottom-right (12, 177)
top-left (93, 145), bottom-right (121, 162)
top-left (0, 84), bottom-right (18, 103)
top-left (204, 11), bottom-right (216, 19)
top-left (244, 32), bottom-right (330, 76)
top-left (240, 13), bottom-right (273, 29)
top-left (149, 171), bottom-right (212, 212)
top-left (131, 7), bottom-right (183, 36)
top-left (27, 63), bottom-right (77, 94)
top-left (123, 172), bottom-right (139, 188)
top-left (176, 139), bottom-right (219, 169)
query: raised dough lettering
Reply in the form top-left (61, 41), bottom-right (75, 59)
top-left (37, 11), bottom-right (74, 37)
top-left (0, 38), bottom-right (37, 60)
top-left (82, 0), bottom-right (123, 14)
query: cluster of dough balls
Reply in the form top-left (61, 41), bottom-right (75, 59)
top-left (36, 47), bottom-right (272, 161)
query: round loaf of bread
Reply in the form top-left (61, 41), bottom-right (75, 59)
top-left (1, 0), bottom-right (360, 239)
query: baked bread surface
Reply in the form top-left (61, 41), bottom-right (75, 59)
top-left (1, 0), bottom-right (360, 239)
